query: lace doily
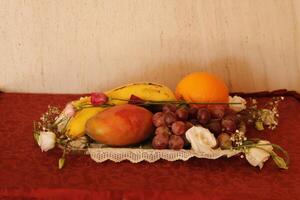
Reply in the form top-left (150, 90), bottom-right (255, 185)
top-left (88, 147), bottom-right (240, 163)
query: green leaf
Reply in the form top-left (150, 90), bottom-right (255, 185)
top-left (270, 143), bottom-right (290, 167)
top-left (271, 152), bottom-right (288, 170)
top-left (58, 158), bottom-right (65, 169)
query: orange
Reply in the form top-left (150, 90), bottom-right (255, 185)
top-left (175, 72), bottom-right (229, 103)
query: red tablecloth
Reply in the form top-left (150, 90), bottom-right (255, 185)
top-left (1, 92), bottom-right (300, 200)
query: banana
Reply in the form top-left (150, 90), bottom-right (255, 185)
top-left (106, 82), bottom-right (176, 105)
top-left (65, 82), bottom-right (176, 138)
top-left (65, 107), bottom-right (107, 138)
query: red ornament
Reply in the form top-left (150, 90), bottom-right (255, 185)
top-left (91, 92), bottom-right (108, 106)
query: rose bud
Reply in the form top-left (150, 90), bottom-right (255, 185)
top-left (91, 92), bottom-right (108, 106)
top-left (63, 103), bottom-right (75, 117)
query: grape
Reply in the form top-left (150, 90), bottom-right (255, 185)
top-left (176, 107), bottom-right (189, 121)
top-left (185, 121), bottom-right (194, 130)
top-left (207, 121), bottom-right (222, 135)
top-left (164, 112), bottom-right (177, 125)
top-left (188, 107), bottom-right (198, 118)
top-left (171, 121), bottom-right (187, 135)
top-left (189, 118), bottom-right (199, 125)
top-left (217, 133), bottom-right (232, 149)
top-left (152, 112), bottom-right (166, 127)
top-left (162, 104), bottom-right (177, 113)
top-left (223, 114), bottom-right (238, 124)
top-left (197, 108), bottom-right (211, 125)
top-left (168, 135), bottom-right (184, 150)
top-left (155, 126), bottom-right (171, 136)
top-left (221, 118), bottom-right (237, 133)
top-left (210, 108), bottom-right (225, 119)
top-left (225, 108), bottom-right (236, 116)
top-left (152, 134), bottom-right (169, 149)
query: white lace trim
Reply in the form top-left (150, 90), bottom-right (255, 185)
top-left (88, 147), bottom-right (240, 163)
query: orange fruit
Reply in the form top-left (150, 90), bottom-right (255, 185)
top-left (175, 72), bottom-right (229, 103)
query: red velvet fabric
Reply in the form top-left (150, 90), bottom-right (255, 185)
top-left (1, 93), bottom-right (300, 200)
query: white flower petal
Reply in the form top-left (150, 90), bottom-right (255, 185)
top-left (186, 126), bottom-right (217, 154)
top-left (38, 131), bottom-right (56, 152)
top-left (245, 140), bottom-right (273, 169)
top-left (229, 96), bottom-right (247, 112)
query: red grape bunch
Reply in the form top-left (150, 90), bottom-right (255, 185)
top-left (151, 104), bottom-right (244, 150)
top-left (152, 104), bottom-right (188, 150)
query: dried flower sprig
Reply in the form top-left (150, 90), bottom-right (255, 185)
top-left (240, 96), bottom-right (284, 131)
top-left (34, 105), bottom-right (61, 133)
top-left (33, 104), bottom-right (85, 169)
top-left (33, 106), bottom-right (62, 147)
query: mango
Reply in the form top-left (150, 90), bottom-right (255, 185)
top-left (85, 104), bottom-right (154, 146)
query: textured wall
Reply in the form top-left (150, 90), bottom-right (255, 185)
top-left (0, 0), bottom-right (299, 93)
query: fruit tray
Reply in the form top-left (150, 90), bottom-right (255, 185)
top-left (33, 74), bottom-right (290, 170)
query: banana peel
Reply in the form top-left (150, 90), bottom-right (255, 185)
top-left (65, 82), bottom-right (176, 138)
top-left (106, 82), bottom-right (176, 105)
top-left (65, 107), bottom-right (107, 138)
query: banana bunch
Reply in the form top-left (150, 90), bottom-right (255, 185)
top-left (65, 82), bottom-right (176, 138)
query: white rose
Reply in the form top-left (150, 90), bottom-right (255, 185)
top-left (229, 96), bottom-right (247, 112)
top-left (38, 131), bottom-right (56, 152)
top-left (245, 140), bottom-right (273, 169)
top-left (185, 126), bottom-right (217, 154)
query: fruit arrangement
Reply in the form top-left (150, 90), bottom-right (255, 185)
top-left (33, 72), bottom-right (289, 170)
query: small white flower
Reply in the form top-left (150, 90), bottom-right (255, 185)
top-left (245, 140), bottom-right (273, 169)
top-left (38, 131), bottom-right (56, 152)
top-left (229, 96), bottom-right (247, 112)
top-left (185, 126), bottom-right (217, 154)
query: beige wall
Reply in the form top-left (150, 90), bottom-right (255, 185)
top-left (0, 0), bottom-right (299, 94)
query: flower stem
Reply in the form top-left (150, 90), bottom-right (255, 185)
top-left (76, 103), bottom-right (115, 111)
top-left (73, 97), bottom-right (242, 111)
top-left (110, 97), bottom-right (242, 105)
